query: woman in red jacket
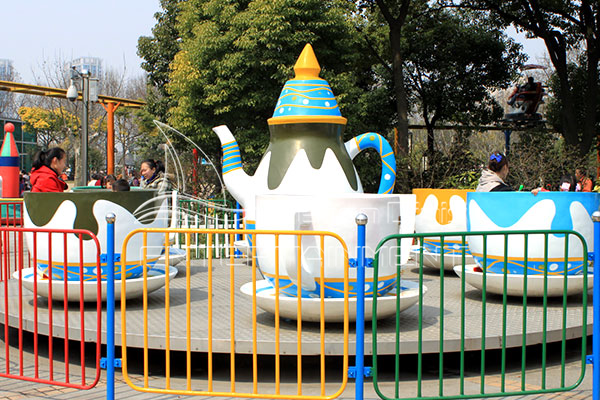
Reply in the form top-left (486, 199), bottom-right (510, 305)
top-left (30, 148), bottom-right (68, 192)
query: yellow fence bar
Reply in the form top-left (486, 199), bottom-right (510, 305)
top-left (119, 228), bottom-right (349, 399)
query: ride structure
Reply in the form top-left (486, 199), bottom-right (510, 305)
top-left (503, 64), bottom-right (547, 128)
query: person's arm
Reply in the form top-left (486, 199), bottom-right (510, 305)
top-left (583, 178), bottom-right (593, 192)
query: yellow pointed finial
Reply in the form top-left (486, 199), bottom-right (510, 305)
top-left (294, 44), bottom-right (321, 79)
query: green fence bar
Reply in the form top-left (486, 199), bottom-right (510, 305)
top-left (371, 229), bottom-right (589, 400)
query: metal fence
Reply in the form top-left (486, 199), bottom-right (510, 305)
top-left (0, 199), bottom-right (23, 227)
top-left (119, 227), bottom-right (350, 399)
top-left (0, 216), bottom-right (596, 399)
top-left (174, 195), bottom-right (241, 259)
top-left (371, 230), bottom-right (590, 400)
top-left (0, 226), bottom-right (102, 389)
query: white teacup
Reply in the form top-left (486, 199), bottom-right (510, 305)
top-left (254, 193), bottom-right (415, 298)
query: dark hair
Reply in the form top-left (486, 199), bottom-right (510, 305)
top-left (576, 167), bottom-right (588, 177)
top-left (559, 174), bottom-right (576, 191)
top-left (488, 152), bottom-right (508, 173)
top-left (141, 159), bottom-right (165, 174)
top-left (32, 148), bottom-right (66, 171)
top-left (100, 174), bottom-right (116, 188)
top-left (112, 179), bottom-right (130, 192)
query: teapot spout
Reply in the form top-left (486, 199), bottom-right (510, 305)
top-left (212, 125), bottom-right (252, 208)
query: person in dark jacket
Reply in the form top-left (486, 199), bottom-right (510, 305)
top-left (30, 148), bottom-right (68, 193)
top-left (476, 152), bottom-right (512, 192)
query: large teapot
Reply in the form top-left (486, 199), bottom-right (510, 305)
top-left (214, 44), bottom-right (397, 234)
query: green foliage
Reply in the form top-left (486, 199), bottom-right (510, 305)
top-left (407, 130), bottom-right (481, 189)
top-left (404, 9), bottom-right (524, 129)
top-left (507, 128), bottom-right (588, 191)
top-left (137, 0), bottom-right (183, 120)
top-left (546, 56), bottom-right (600, 138)
top-left (167, 0), bottom-right (385, 175)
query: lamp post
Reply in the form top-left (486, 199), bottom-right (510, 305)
top-left (66, 67), bottom-right (97, 187)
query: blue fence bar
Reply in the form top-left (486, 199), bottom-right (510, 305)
top-left (355, 214), bottom-right (368, 400)
top-left (593, 211), bottom-right (600, 400)
top-left (106, 213), bottom-right (116, 400)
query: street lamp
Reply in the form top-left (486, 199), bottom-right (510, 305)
top-left (66, 66), bottom-right (97, 186)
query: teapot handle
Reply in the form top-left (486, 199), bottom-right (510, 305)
top-left (345, 132), bottom-right (396, 194)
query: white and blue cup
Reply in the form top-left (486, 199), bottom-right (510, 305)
top-left (24, 190), bottom-right (169, 281)
top-left (254, 193), bottom-right (416, 298)
top-left (467, 192), bottom-right (599, 275)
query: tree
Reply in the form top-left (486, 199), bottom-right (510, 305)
top-left (403, 8), bottom-right (524, 153)
top-left (0, 64), bottom-right (23, 119)
top-left (166, 0), bottom-right (380, 173)
top-left (357, 0), bottom-right (415, 157)
top-left (545, 53), bottom-right (600, 154)
top-left (18, 106), bottom-right (78, 148)
top-left (442, 0), bottom-right (600, 157)
top-left (137, 0), bottom-right (184, 121)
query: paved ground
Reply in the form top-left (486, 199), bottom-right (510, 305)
top-left (0, 331), bottom-right (593, 399)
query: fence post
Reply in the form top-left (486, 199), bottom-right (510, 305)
top-left (593, 211), bottom-right (600, 400)
top-left (105, 213), bottom-right (116, 400)
top-left (235, 202), bottom-right (242, 257)
top-left (355, 213), bottom-right (368, 400)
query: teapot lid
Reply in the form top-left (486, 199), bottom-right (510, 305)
top-left (267, 44), bottom-right (347, 126)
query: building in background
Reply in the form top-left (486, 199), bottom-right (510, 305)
top-left (0, 59), bottom-right (17, 119)
top-left (0, 118), bottom-right (37, 172)
top-left (68, 57), bottom-right (103, 79)
top-left (0, 59), bottom-right (14, 79)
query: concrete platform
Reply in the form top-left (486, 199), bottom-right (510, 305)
top-left (0, 257), bottom-right (592, 356)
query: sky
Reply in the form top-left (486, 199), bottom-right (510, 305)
top-left (2, 0), bottom-right (161, 84)
top-left (2, 1), bottom-right (548, 86)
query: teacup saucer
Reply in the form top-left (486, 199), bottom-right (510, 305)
top-left (453, 264), bottom-right (593, 297)
top-left (410, 247), bottom-right (475, 271)
top-left (14, 266), bottom-right (178, 302)
top-left (240, 279), bottom-right (426, 322)
top-left (158, 247), bottom-right (187, 266)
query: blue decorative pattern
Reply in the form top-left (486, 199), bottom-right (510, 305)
top-left (263, 275), bottom-right (396, 299)
top-left (36, 257), bottom-right (159, 281)
top-left (472, 254), bottom-right (585, 276)
top-left (272, 79), bottom-right (341, 119)
top-left (423, 239), bottom-right (472, 255)
top-left (354, 132), bottom-right (396, 194)
top-left (221, 140), bottom-right (242, 174)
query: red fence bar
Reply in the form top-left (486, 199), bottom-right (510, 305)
top-left (0, 200), bottom-right (23, 228)
top-left (0, 226), bottom-right (102, 389)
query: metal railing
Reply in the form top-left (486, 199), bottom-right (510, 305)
top-left (0, 226), bottom-right (102, 389)
top-left (119, 228), bottom-right (350, 399)
top-left (174, 196), bottom-right (241, 259)
top-left (371, 230), bottom-right (590, 400)
top-left (0, 215), bottom-right (597, 399)
top-left (0, 199), bottom-right (23, 227)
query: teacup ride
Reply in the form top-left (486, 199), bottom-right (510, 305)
top-left (455, 191), bottom-right (598, 297)
top-left (214, 44), bottom-right (426, 321)
top-left (412, 189), bottom-right (475, 270)
top-left (22, 189), bottom-right (175, 302)
top-left (245, 193), bottom-right (423, 322)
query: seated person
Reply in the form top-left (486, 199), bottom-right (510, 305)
top-left (476, 152), bottom-right (512, 192)
top-left (112, 179), bottom-right (131, 192)
top-left (575, 168), bottom-right (593, 192)
top-left (559, 174), bottom-right (576, 191)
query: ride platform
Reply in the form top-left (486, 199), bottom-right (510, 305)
top-left (0, 257), bottom-right (591, 356)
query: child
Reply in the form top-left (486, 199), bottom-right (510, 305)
top-left (112, 179), bottom-right (130, 192)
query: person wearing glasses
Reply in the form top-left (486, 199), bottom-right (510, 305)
top-left (476, 152), bottom-right (512, 192)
